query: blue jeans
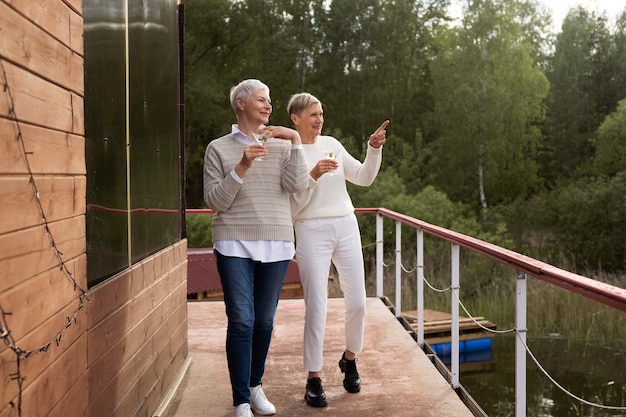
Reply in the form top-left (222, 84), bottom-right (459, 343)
top-left (215, 250), bottom-right (289, 406)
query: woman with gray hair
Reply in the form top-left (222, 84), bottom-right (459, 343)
top-left (204, 79), bottom-right (309, 417)
top-left (288, 92), bottom-right (389, 407)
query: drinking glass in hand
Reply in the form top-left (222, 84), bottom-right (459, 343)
top-left (323, 148), bottom-right (338, 176)
top-left (253, 131), bottom-right (271, 161)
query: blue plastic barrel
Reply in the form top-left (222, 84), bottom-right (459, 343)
top-left (431, 337), bottom-right (492, 356)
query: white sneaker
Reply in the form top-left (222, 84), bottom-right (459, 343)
top-left (235, 403), bottom-right (253, 417)
top-left (250, 385), bottom-right (276, 415)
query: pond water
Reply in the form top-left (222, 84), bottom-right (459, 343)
top-left (457, 334), bottom-right (626, 416)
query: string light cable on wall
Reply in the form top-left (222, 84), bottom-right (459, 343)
top-left (0, 58), bottom-right (91, 416)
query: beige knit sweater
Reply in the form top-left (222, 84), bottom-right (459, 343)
top-left (203, 134), bottom-right (308, 242)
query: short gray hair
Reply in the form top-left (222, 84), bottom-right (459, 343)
top-left (287, 92), bottom-right (322, 116)
top-left (230, 79), bottom-right (270, 115)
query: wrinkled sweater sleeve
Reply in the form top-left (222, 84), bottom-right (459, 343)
top-left (281, 147), bottom-right (309, 194)
top-left (343, 142), bottom-right (383, 186)
top-left (203, 136), bottom-right (243, 213)
top-left (289, 174), bottom-right (318, 218)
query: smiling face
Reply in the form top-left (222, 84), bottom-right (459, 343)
top-left (239, 88), bottom-right (272, 126)
top-left (291, 102), bottom-right (324, 143)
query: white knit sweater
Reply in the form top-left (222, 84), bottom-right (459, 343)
top-left (291, 135), bottom-right (382, 221)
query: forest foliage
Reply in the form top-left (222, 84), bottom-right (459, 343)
top-left (183, 0), bottom-right (626, 275)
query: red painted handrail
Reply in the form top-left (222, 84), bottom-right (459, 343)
top-left (356, 207), bottom-right (626, 314)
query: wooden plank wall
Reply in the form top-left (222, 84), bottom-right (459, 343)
top-left (0, 1), bottom-right (87, 416)
top-left (86, 242), bottom-right (188, 417)
top-left (0, 1), bottom-right (188, 416)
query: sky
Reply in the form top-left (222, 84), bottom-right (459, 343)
top-left (450, 0), bottom-right (626, 31)
top-left (546, 0), bottom-right (625, 29)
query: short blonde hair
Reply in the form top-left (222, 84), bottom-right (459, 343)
top-left (287, 92), bottom-right (322, 116)
top-left (230, 79), bottom-right (270, 115)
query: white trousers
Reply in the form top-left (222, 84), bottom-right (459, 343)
top-left (294, 213), bottom-right (366, 372)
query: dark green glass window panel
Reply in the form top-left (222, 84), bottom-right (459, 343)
top-left (84, 0), bottom-right (182, 287)
top-left (128, 0), bottom-right (182, 263)
top-left (84, 0), bottom-right (129, 287)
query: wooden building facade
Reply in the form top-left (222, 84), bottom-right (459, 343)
top-left (0, 1), bottom-right (187, 416)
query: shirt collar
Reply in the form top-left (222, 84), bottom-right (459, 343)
top-left (231, 124), bottom-right (255, 145)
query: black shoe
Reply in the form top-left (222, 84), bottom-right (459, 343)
top-left (304, 377), bottom-right (327, 407)
top-left (338, 352), bottom-right (361, 393)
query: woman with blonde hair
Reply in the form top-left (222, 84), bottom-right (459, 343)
top-left (288, 92), bottom-right (388, 407)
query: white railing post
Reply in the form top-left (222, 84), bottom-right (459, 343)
top-left (451, 243), bottom-right (460, 388)
top-left (376, 213), bottom-right (384, 298)
top-left (417, 230), bottom-right (424, 347)
top-left (516, 271), bottom-right (527, 417)
top-left (395, 221), bottom-right (402, 317)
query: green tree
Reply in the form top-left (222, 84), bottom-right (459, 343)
top-left (614, 10), bottom-right (626, 101)
top-left (428, 0), bottom-right (549, 213)
top-left (593, 97), bottom-right (626, 176)
top-left (542, 7), bottom-right (613, 183)
top-left (547, 174), bottom-right (626, 272)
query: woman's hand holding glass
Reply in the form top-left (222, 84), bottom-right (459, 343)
top-left (309, 149), bottom-right (339, 180)
top-left (322, 148), bottom-right (339, 176)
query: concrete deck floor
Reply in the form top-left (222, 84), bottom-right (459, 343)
top-left (160, 297), bottom-right (475, 417)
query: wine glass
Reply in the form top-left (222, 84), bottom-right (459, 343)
top-left (323, 148), bottom-right (339, 176)
top-left (252, 131), bottom-right (271, 161)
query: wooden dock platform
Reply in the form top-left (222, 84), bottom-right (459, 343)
top-left (402, 309), bottom-right (497, 344)
top-left (159, 298), bottom-right (477, 417)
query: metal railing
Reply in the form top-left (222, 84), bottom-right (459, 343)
top-left (356, 207), bottom-right (626, 417)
